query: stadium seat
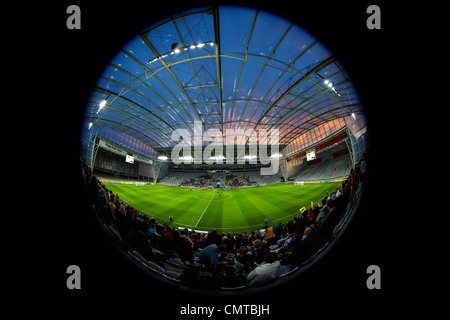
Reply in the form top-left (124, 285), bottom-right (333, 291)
top-left (220, 286), bottom-right (246, 290)
top-left (163, 271), bottom-right (182, 282)
top-left (301, 254), bottom-right (317, 267)
top-left (108, 225), bottom-right (122, 241)
top-left (132, 250), bottom-right (146, 263)
top-left (184, 263), bottom-right (201, 270)
top-left (167, 258), bottom-right (185, 269)
top-left (315, 242), bottom-right (329, 256)
top-left (144, 261), bottom-right (165, 274)
top-left (151, 248), bottom-right (166, 260)
top-left (275, 264), bottom-right (292, 278)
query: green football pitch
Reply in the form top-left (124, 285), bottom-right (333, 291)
top-left (102, 181), bottom-right (342, 234)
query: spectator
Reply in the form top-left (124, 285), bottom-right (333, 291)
top-left (217, 265), bottom-right (246, 288)
top-left (234, 246), bottom-right (255, 274)
top-left (318, 199), bottom-right (340, 239)
top-left (218, 252), bottom-right (234, 266)
top-left (234, 233), bottom-right (245, 250)
top-left (249, 239), bottom-right (262, 258)
top-left (255, 242), bottom-right (270, 264)
top-left (272, 223), bottom-right (283, 241)
top-left (146, 222), bottom-right (156, 238)
top-left (198, 244), bottom-right (227, 268)
top-left (301, 224), bottom-right (324, 257)
top-left (248, 231), bottom-right (256, 244)
top-left (190, 232), bottom-right (199, 250)
top-left (127, 219), bottom-right (158, 263)
top-left (292, 211), bottom-right (310, 245)
top-left (241, 232), bottom-right (249, 247)
top-left (264, 225), bottom-right (276, 245)
top-left (150, 224), bottom-right (172, 257)
top-left (178, 235), bottom-right (195, 264)
top-left (286, 218), bottom-right (296, 234)
top-left (223, 232), bottom-right (235, 253)
top-left (206, 229), bottom-right (222, 246)
top-left (246, 252), bottom-right (280, 287)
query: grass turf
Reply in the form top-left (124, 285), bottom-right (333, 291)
top-left (102, 182), bottom-right (342, 234)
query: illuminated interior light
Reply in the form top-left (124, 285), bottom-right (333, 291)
top-left (98, 100), bottom-right (106, 111)
top-left (270, 153), bottom-right (282, 158)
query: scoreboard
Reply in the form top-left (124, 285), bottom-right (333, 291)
top-left (306, 149), bottom-right (316, 161)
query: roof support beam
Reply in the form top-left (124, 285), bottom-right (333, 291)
top-left (141, 35), bottom-right (203, 130)
top-left (254, 56), bottom-right (336, 129)
top-left (92, 87), bottom-right (174, 142)
top-left (212, 5), bottom-right (223, 134)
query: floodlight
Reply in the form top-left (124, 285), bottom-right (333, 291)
top-left (99, 100), bottom-right (107, 109)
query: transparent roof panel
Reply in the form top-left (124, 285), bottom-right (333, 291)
top-left (82, 5), bottom-right (366, 155)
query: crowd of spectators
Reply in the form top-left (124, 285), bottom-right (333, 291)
top-left (81, 151), bottom-right (367, 290)
top-left (225, 173), bottom-right (258, 187)
top-left (161, 172), bottom-right (282, 189)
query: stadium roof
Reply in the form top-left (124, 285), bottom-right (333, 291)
top-left (82, 5), bottom-right (364, 158)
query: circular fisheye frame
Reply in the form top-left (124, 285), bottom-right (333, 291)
top-left (79, 5), bottom-right (369, 294)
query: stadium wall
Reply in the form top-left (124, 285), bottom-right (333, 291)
top-left (94, 148), bottom-right (138, 177)
top-left (94, 147), bottom-right (170, 181)
top-left (287, 162), bottom-right (305, 178)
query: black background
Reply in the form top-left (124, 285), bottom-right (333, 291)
top-left (33, 0), bottom-right (407, 315)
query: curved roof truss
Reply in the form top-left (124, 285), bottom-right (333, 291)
top-left (83, 5), bottom-right (365, 157)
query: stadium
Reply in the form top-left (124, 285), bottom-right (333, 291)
top-left (78, 5), bottom-right (370, 294)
